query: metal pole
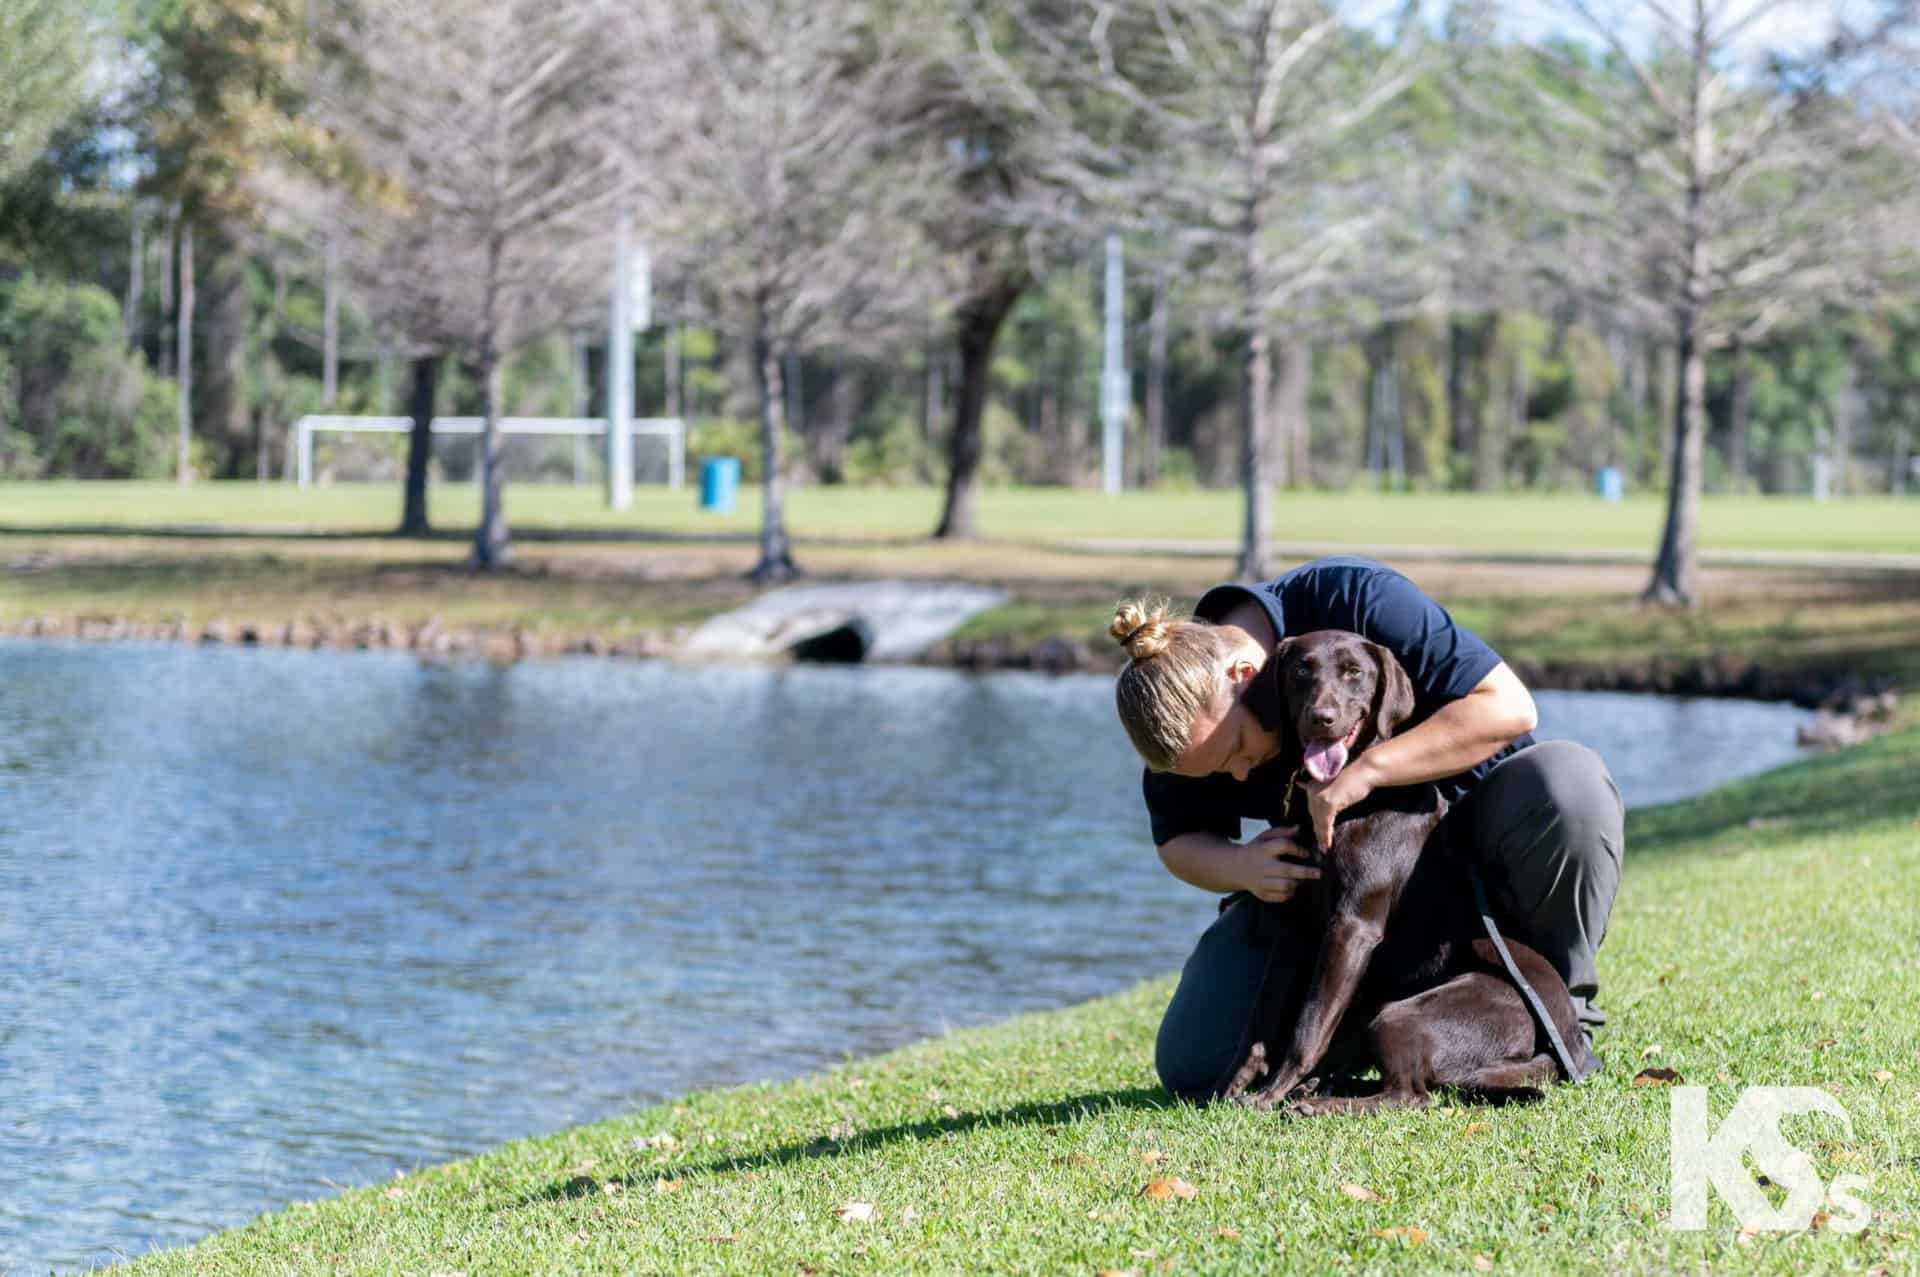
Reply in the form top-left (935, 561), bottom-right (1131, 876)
top-left (670, 420), bottom-right (685, 491)
top-left (607, 209), bottom-right (635, 511)
top-left (1101, 233), bottom-right (1127, 496)
top-left (297, 418), bottom-right (311, 488)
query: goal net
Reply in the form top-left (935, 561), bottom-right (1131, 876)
top-left (292, 416), bottom-right (684, 490)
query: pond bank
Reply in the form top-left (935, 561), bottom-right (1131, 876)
top-left (2, 608), bottom-right (1903, 718)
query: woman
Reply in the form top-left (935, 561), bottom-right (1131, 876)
top-left (1111, 556), bottom-right (1623, 1101)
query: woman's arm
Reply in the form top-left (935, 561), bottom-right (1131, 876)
top-left (1159, 827), bottom-right (1322, 901)
top-left (1304, 661), bottom-right (1537, 848)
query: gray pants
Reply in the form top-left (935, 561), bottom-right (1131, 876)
top-left (1154, 740), bottom-right (1625, 1100)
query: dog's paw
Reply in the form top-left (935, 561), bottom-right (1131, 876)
top-left (1222, 1042), bottom-right (1269, 1102)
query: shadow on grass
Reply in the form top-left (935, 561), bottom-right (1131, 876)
top-left (1628, 724), bottom-right (1920, 857)
top-left (519, 1086), bottom-right (1175, 1206)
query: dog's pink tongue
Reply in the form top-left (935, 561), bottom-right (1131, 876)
top-left (1303, 739), bottom-right (1348, 783)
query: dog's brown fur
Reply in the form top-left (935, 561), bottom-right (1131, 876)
top-left (1222, 629), bottom-right (1592, 1114)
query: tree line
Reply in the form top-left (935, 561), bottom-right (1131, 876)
top-left (2, 0), bottom-right (1917, 599)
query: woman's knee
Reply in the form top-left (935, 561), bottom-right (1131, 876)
top-left (1529, 740), bottom-right (1624, 855)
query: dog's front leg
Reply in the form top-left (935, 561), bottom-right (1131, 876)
top-left (1244, 905), bottom-right (1386, 1109)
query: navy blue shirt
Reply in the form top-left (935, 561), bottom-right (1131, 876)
top-left (1143, 556), bottom-right (1532, 847)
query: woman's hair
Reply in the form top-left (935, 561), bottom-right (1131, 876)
top-left (1110, 597), bottom-right (1239, 772)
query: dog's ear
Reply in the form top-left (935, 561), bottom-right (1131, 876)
top-left (1365, 641), bottom-right (1417, 741)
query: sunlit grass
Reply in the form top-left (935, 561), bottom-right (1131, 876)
top-left (4, 480), bottom-right (1918, 555)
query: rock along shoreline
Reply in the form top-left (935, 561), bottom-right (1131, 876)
top-left (1, 612), bottom-right (1900, 737)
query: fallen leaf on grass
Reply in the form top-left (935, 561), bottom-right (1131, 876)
top-left (1096, 1269), bottom-right (1136, 1277)
top-left (1464, 1122), bottom-right (1489, 1136)
top-left (1633, 1067), bottom-right (1683, 1086)
top-left (1472, 1255), bottom-right (1493, 1271)
top-left (1373, 1226), bottom-right (1428, 1244)
top-left (1872, 1069), bottom-right (1895, 1083)
top-left (1814, 1037), bottom-right (1836, 1050)
top-left (1640, 1044), bottom-right (1662, 1058)
top-left (835, 1201), bottom-right (876, 1222)
top-left (1340, 1183), bottom-right (1383, 1202)
top-left (1216, 1227), bottom-right (1242, 1240)
top-left (1129, 1248), bottom-right (1159, 1259)
top-left (703, 1234), bottom-right (737, 1244)
top-left (1140, 1149), bottom-right (1167, 1166)
top-left (642, 1132), bottom-right (677, 1150)
top-left (382, 1187), bottom-right (405, 1201)
top-left (653, 1178), bottom-right (682, 1194)
top-left (942, 1104), bottom-right (960, 1119)
top-left (1140, 1176), bottom-right (1198, 1201)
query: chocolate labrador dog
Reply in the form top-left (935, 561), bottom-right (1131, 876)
top-left (1222, 629), bottom-right (1592, 1115)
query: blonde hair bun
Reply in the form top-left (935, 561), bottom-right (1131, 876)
top-left (1110, 597), bottom-right (1174, 661)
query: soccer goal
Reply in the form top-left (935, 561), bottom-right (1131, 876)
top-left (291, 415), bottom-right (685, 493)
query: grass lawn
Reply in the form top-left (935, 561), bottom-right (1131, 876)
top-left (121, 725), bottom-right (1920, 1275)
top-left (4, 480), bottom-right (1919, 555)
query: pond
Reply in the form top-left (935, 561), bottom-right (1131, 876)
top-left (0, 642), bottom-right (1811, 1271)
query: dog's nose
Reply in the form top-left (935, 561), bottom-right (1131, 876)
top-left (1311, 706), bottom-right (1338, 728)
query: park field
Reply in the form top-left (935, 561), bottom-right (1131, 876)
top-left (3, 480), bottom-right (1919, 556)
top-left (119, 722), bottom-right (1920, 1275)
top-left (5, 481), bottom-right (1919, 694)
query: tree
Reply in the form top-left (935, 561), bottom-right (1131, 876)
top-left (133, 0), bottom-right (313, 482)
top-left (0, 0), bottom-right (95, 185)
top-left (314, 0), bottom-right (623, 567)
top-left (1524, 0), bottom-right (1909, 604)
top-left (991, 0), bottom-right (1431, 578)
top-left (643, 0), bottom-right (935, 581)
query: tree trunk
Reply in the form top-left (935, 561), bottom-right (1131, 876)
top-left (665, 321), bottom-right (682, 419)
top-left (158, 209), bottom-right (176, 379)
top-left (1270, 336), bottom-right (1309, 488)
top-left (125, 210), bottom-right (143, 351)
top-left (205, 246), bottom-right (250, 477)
top-left (922, 330), bottom-right (943, 450)
top-left (470, 354), bottom-right (511, 568)
top-left (749, 305), bottom-right (799, 582)
top-left (175, 223), bottom-right (195, 483)
top-left (400, 355), bottom-right (437, 535)
top-left (1472, 317), bottom-right (1504, 492)
top-left (934, 267), bottom-right (1028, 539)
top-left (1892, 424), bottom-right (1910, 497)
top-left (1831, 348), bottom-right (1856, 497)
top-left (1142, 260), bottom-right (1170, 488)
top-left (1727, 336), bottom-right (1751, 489)
top-left (813, 358), bottom-right (855, 484)
top-left (322, 232), bottom-right (340, 406)
top-left (1238, 318), bottom-right (1272, 581)
top-left (1448, 316), bottom-right (1474, 485)
top-left (1645, 320), bottom-right (1704, 606)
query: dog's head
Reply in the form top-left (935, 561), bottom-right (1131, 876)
top-left (1269, 630), bottom-right (1416, 783)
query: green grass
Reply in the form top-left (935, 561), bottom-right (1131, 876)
top-left (5, 480), bottom-right (1919, 555)
top-left (122, 729), bottom-right (1920, 1275)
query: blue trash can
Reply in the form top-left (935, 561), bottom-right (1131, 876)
top-left (700, 456), bottom-right (741, 513)
top-left (1597, 466), bottom-right (1623, 502)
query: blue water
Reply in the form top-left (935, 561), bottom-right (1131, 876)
top-left (0, 641), bottom-right (1810, 1272)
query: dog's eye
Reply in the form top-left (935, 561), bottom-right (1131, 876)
top-left (1342, 667), bottom-right (1362, 680)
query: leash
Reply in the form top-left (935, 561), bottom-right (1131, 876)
top-left (1468, 863), bottom-right (1592, 1083)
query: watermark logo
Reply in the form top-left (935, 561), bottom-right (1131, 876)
top-left (1670, 1086), bottom-right (1870, 1232)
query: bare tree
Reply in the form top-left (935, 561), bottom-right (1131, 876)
top-left (642, 0), bottom-right (936, 581)
top-left (983, 0), bottom-right (1431, 578)
top-left (314, 0), bottom-right (623, 567)
top-left (1522, 0), bottom-right (1910, 605)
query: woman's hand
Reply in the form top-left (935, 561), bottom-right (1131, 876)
top-left (1238, 825), bottom-right (1321, 902)
top-left (1306, 757), bottom-right (1379, 851)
